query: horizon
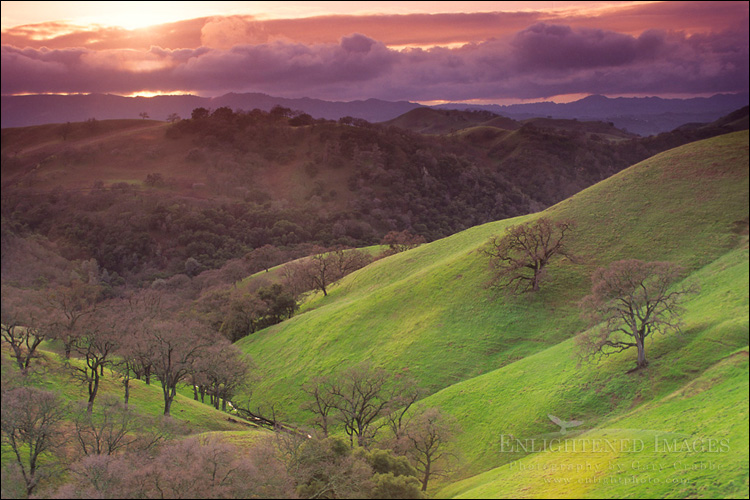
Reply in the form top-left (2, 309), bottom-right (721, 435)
top-left (2, 89), bottom-right (748, 107)
top-left (2, 1), bottom-right (748, 104)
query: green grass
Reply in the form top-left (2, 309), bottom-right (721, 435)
top-left (4, 131), bottom-right (746, 498)
top-left (439, 347), bottom-right (749, 499)
top-left (2, 347), bottom-right (259, 434)
top-left (235, 131), bottom-right (748, 497)
top-left (238, 131), bottom-right (748, 420)
top-left (428, 238), bottom-right (748, 488)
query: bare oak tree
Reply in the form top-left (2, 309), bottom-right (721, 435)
top-left (302, 375), bottom-right (338, 438)
top-left (1, 387), bottom-right (68, 497)
top-left (144, 319), bottom-right (213, 416)
top-left (1, 288), bottom-right (48, 373)
top-left (44, 281), bottom-right (100, 358)
top-left (404, 408), bottom-right (457, 492)
top-left (485, 217), bottom-right (576, 293)
top-left (70, 309), bottom-right (121, 412)
top-left (578, 259), bottom-right (697, 370)
top-left (287, 247), bottom-right (372, 296)
top-left (328, 363), bottom-right (396, 449)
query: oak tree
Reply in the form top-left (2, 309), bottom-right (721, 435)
top-left (578, 259), bottom-right (697, 370)
top-left (1, 387), bottom-right (68, 496)
top-left (485, 217), bottom-right (576, 293)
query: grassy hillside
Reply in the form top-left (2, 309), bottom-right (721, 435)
top-left (440, 346), bottom-right (748, 498)
top-left (1, 346), bottom-right (260, 434)
top-left (237, 131), bottom-right (748, 494)
top-left (430, 238), bottom-right (748, 488)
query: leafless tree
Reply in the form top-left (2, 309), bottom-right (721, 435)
top-left (485, 217), bottom-right (576, 293)
top-left (287, 247), bottom-right (372, 296)
top-left (578, 259), bottom-right (698, 370)
top-left (69, 309), bottom-right (121, 412)
top-left (384, 378), bottom-right (424, 443)
top-left (1, 288), bottom-right (48, 373)
top-left (1, 387), bottom-right (69, 497)
top-left (55, 435), bottom-right (297, 499)
top-left (194, 340), bottom-right (254, 411)
top-left (302, 375), bottom-right (338, 438)
top-left (44, 280), bottom-right (101, 358)
top-left (144, 318), bottom-right (213, 416)
top-left (404, 408), bottom-right (457, 492)
top-left (328, 363), bottom-right (395, 449)
top-left (72, 396), bottom-right (142, 456)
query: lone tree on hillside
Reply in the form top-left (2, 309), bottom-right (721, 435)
top-left (286, 247), bottom-right (372, 297)
top-left (577, 259), bottom-right (698, 371)
top-left (485, 217), bottom-right (576, 293)
top-left (380, 230), bottom-right (427, 256)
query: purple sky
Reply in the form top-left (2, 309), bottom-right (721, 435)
top-left (1, 1), bottom-right (748, 103)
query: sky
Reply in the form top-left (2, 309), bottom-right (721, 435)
top-left (1, 1), bottom-right (748, 104)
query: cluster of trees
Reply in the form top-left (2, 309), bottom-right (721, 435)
top-left (2, 377), bottom-right (429, 499)
top-left (1, 283), bottom-right (252, 417)
top-left (1, 350), bottom-right (452, 498)
top-left (300, 363), bottom-right (457, 492)
top-left (199, 283), bottom-right (299, 342)
top-left (4, 102), bottom-right (732, 286)
top-left (486, 217), bottom-right (697, 370)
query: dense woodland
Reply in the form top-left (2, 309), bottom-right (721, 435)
top-left (1, 104), bottom-right (748, 498)
top-left (3, 105), bottom-right (746, 284)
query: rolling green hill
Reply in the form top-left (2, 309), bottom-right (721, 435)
top-left (2, 115), bottom-right (747, 498)
top-left (237, 131), bottom-right (749, 496)
top-left (0, 345), bottom-right (262, 435)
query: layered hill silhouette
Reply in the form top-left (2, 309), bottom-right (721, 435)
top-left (2, 91), bottom-right (747, 135)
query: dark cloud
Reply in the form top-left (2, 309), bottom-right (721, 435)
top-left (512, 23), bottom-right (640, 69)
top-left (1, 9), bottom-right (747, 101)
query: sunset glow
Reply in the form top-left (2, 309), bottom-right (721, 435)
top-left (1, 1), bottom-right (747, 102)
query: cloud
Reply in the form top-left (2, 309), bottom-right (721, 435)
top-left (1, 3), bottom-right (747, 101)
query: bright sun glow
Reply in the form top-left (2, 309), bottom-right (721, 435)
top-left (77, 2), bottom-right (190, 30)
top-left (122, 90), bottom-right (195, 98)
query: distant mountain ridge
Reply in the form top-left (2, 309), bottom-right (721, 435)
top-left (0, 93), bottom-right (422, 129)
top-left (1, 91), bottom-right (747, 135)
top-left (435, 92), bottom-right (749, 136)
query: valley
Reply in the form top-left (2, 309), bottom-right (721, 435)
top-left (1, 106), bottom-right (748, 499)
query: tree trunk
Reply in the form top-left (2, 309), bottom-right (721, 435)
top-left (124, 378), bottom-right (130, 406)
top-left (163, 384), bottom-right (175, 416)
top-left (421, 460), bottom-right (431, 492)
top-left (635, 336), bottom-right (648, 368)
top-left (87, 369), bottom-right (100, 413)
